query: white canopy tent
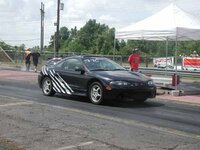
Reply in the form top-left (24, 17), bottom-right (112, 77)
top-left (116, 3), bottom-right (200, 41)
top-left (115, 4), bottom-right (200, 88)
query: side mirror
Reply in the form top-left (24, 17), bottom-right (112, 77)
top-left (75, 66), bottom-right (85, 74)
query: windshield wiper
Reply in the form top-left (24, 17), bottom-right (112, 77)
top-left (113, 68), bottom-right (126, 71)
top-left (90, 69), bottom-right (109, 71)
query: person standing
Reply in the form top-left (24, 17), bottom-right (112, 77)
top-left (128, 48), bottom-right (141, 71)
top-left (24, 48), bottom-right (32, 71)
top-left (190, 51), bottom-right (199, 57)
top-left (32, 50), bottom-right (41, 72)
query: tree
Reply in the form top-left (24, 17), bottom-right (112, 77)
top-left (60, 27), bottom-right (70, 41)
top-left (0, 41), bottom-right (14, 50)
top-left (47, 19), bottom-right (200, 57)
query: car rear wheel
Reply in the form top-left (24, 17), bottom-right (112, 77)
top-left (89, 82), bottom-right (104, 105)
top-left (42, 77), bottom-right (55, 96)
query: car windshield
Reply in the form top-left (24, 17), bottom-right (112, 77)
top-left (46, 58), bottom-right (62, 66)
top-left (83, 57), bottom-right (126, 71)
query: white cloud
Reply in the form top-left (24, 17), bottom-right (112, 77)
top-left (99, 15), bottom-right (118, 22)
top-left (0, 0), bottom-right (6, 6)
top-left (99, 15), bottom-right (119, 27)
top-left (0, 0), bottom-right (200, 48)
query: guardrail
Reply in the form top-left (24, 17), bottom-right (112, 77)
top-left (139, 67), bottom-right (200, 78)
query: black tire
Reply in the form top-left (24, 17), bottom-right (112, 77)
top-left (42, 77), bottom-right (55, 96)
top-left (89, 82), bottom-right (104, 105)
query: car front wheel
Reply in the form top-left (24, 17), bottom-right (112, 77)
top-left (89, 82), bottom-right (104, 105)
top-left (42, 77), bottom-right (55, 96)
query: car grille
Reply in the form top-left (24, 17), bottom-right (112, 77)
top-left (130, 81), bottom-right (147, 87)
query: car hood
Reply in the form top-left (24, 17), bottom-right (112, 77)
top-left (94, 70), bottom-right (151, 82)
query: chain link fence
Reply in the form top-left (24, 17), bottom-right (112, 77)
top-left (1, 50), bottom-right (173, 68)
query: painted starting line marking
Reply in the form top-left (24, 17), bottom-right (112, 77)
top-left (0, 101), bottom-right (33, 107)
top-left (55, 141), bottom-right (94, 150)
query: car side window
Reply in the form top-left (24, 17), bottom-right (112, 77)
top-left (61, 58), bottom-right (82, 72)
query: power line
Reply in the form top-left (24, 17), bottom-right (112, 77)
top-left (0, 20), bottom-right (41, 24)
top-left (2, 36), bottom-right (51, 42)
top-left (3, 38), bottom-right (40, 42)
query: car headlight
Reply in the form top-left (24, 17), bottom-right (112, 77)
top-left (148, 80), bottom-right (154, 86)
top-left (110, 81), bottom-right (130, 86)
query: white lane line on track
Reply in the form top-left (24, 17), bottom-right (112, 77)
top-left (55, 141), bottom-right (94, 150)
top-left (0, 102), bottom-right (33, 107)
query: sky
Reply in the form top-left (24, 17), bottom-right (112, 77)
top-left (0, 0), bottom-right (200, 48)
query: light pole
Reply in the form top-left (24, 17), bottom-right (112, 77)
top-left (55, 0), bottom-right (64, 57)
top-left (40, 2), bottom-right (45, 53)
top-left (55, 0), bottom-right (60, 57)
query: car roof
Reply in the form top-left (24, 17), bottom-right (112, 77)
top-left (63, 55), bottom-right (106, 60)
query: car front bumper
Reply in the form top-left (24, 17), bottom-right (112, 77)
top-left (104, 86), bottom-right (156, 100)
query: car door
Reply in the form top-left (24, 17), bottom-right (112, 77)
top-left (58, 58), bottom-right (89, 96)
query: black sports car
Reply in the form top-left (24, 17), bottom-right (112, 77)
top-left (38, 55), bottom-right (156, 105)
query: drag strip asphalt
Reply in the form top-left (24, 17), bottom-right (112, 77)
top-left (0, 79), bottom-right (199, 137)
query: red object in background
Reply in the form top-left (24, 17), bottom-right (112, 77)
top-left (183, 57), bottom-right (200, 67)
top-left (172, 74), bottom-right (180, 86)
top-left (128, 53), bottom-right (141, 71)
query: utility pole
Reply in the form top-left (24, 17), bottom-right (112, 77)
top-left (40, 2), bottom-right (45, 53)
top-left (55, 0), bottom-right (60, 57)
